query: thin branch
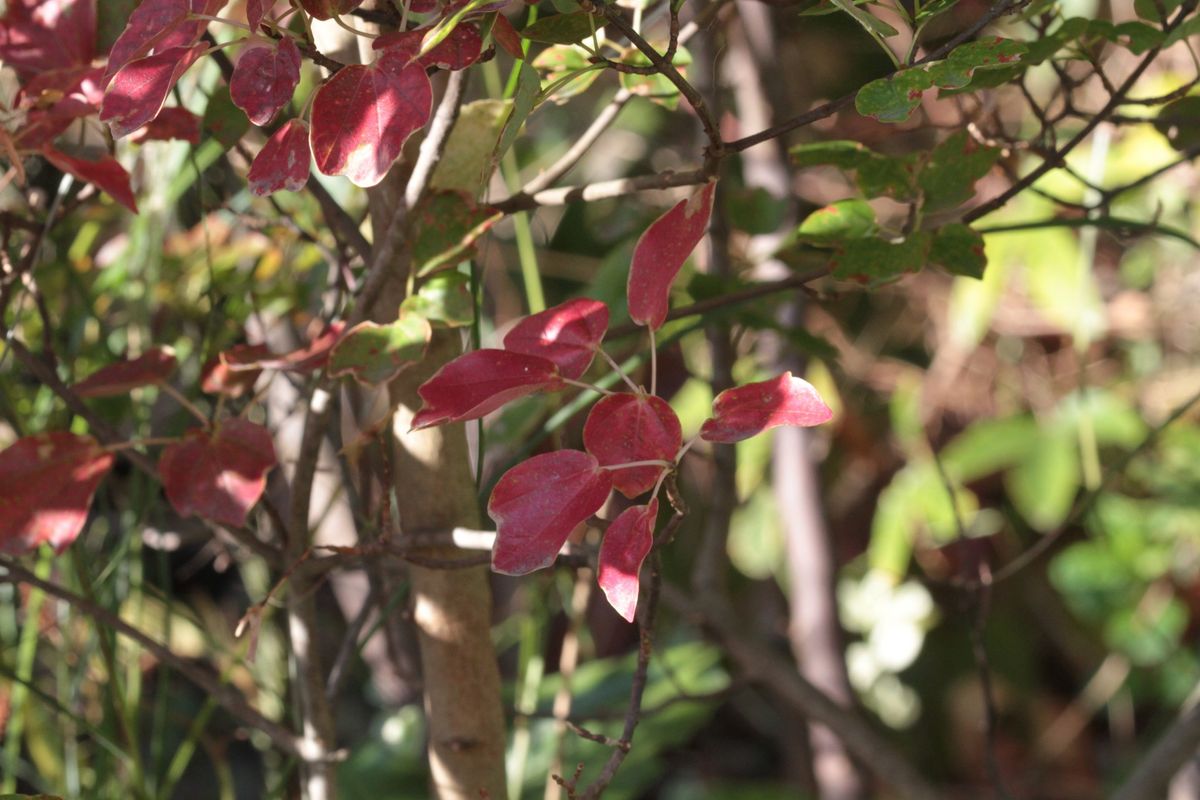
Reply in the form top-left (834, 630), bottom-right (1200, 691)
top-left (520, 89), bottom-right (634, 197)
top-left (1113, 696), bottom-right (1200, 800)
top-left (405, 69), bottom-right (469, 210)
top-left (493, 168), bottom-right (709, 214)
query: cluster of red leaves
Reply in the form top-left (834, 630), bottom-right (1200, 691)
top-left (412, 181), bottom-right (833, 621)
top-left (0, 326), bottom-right (348, 556)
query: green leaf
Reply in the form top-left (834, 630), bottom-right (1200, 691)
top-left (794, 198), bottom-right (876, 243)
top-left (1154, 96), bottom-right (1200, 151)
top-left (1006, 428), bottom-right (1080, 532)
top-left (918, 131), bottom-right (1000, 212)
top-left (402, 272), bottom-right (475, 328)
top-left (790, 139), bottom-right (876, 170)
top-left (929, 223), bottom-right (987, 278)
top-left (723, 186), bottom-right (789, 235)
top-left (915, 0), bottom-right (960, 22)
top-left (1134, 0), bottom-right (1184, 22)
top-left (927, 37), bottom-right (1026, 90)
top-left (618, 45), bottom-right (692, 108)
top-left (790, 140), bottom-right (916, 199)
top-left (1164, 15), bottom-right (1200, 46)
top-left (497, 60), bottom-right (541, 159)
top-left (520, 11), bottom-right (601, 44)
top-left (328, 316), bottom-right (432, 385)
top-left (431, 99), bottom-right (509, 194)
top-left (829, 0), bottom-right (900, 38)
top-left (411, 191), bottom-right (502, 277)
top-left (831, 233), bottom-right (930, 281)
top-left (855, 68), bottom-right (933, 123)
top-left (941, 415), bottom-right (1039, 482)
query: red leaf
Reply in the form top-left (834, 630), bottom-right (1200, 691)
top-left (0, 432), bottom-right (113, 554)
top-left (627, 180), bottom-right (716, 330)
top-left (230, 37), bottom-right (300, 126)
top-left (489, 450), bottom-right (612, 575)
top-left (248, 119), bottom-right (311, 195)
top-left (246, 0), bottom-right (270, 31)
top-left (502, 297), bottom-right (608, 380)
top-left (491, 13), bottom-right (524, 61)
top-left (0, 0), bottom-right (96, 78)
top-left (101, 43), bottom-right (206, 139)
top-left (200, 343), bottom-right (270, 397)
top-left (158, 419), bottom-right (277, 527)
top-left (41, 147), bottom-right (138, 212)
top-left (419, 23), bottom-right (482, 71)
top-left (583, 393), bottom-right (680, 498)
top-left (297, 0), bottom-right (363, 20)
top-left (411, 349), bottom-right (562, 430)
top-left (309, 49), bottom-right (432, 187)
top-left (72, 346), bottom-right (177, 398)
top-left (700, 371), bottom-right (833, 444)
top-left (104, 0), bottom-right (218, 84)
top-left (253, 322), bottom-right (345, 372)
top-left (597, 499), bottom-right (657, 622)
top-left (130, 106), bottom-right (201, 144)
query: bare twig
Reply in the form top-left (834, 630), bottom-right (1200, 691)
top-left (405, 69), bottom-right (469, 210)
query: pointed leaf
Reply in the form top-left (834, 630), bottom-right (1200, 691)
top-left (41, 148), bottom-right (138, 212)
top-left (420, 22), bottom-right (483, 71)
top-left (328, 316), bottom-right (432, 385)
top-left (104, 0), bottom-right (218, 83)
top-left (200, 343), bottom-right (270, 397)
top-left (583, 393), bottom-right (681, 498)
top-left (72, 346), bottom-right (177, 398)
top-left (411, 349), bottom-right (562, 430)
top-left (520, 11), bottom-right (601, 44)
top-left (503, 297), bottom-right (609, 380)
top-left (489, 450), bottom-right (612, 574)
top-left (492, 12), bottom-right (524, 60)
top-left (230, 37), bottom-right (301, 126)
top-left (700, 372), bottom-right (833, 443)
top-left (309, 50), bottom-right (432, 187)
top-left (0, 433), bottom-right (114, 554)
top-left (248, 119), bottom-right (311, 195)
top-left (246, 0), bottom-right (269, 31)
top-left (627, 180), bottom-right (716, 330)
top-left (101, 43), bottom-right (206, 139)
top-left (158, 419), bottom-right (277, 527)
top-left (237, 322), bottom-right (346, 372)
top-left (598, 499), bottom-right (658, 622)
top-left (0, 0), bottom-right (96, 78)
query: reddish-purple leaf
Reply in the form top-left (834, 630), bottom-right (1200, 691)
top-left (72, 346), bottom-right (177, 398)
top-left (700, 371), bottom-right (833, 444)
top-left (130, 106), bottom-right (201, 144)
top-left (248, 119), bottom-right (311, 195)
top-left (297, 0), bottom-right (363, 21)
top-left (502, 298), bottom-right (609, 380)
top-left (492, 13), bottom-right (524, 61)
top-left (489, 450), bottom-right (612, 575)
top-left (246, 0), bottom-right (270, 31)
top-left (101, 42), bottom-right (206, 139)
top-left (411, 349), bottom-right (562, 430)
top-left (104, 0), bottom-right (218, 84)
top-left (597, 499), bottom-right (658, 622)
top-left (420, 23), bottom-right (482, 71)
top-left (372, 30), bottom-right (423, 61)
top-left (309, 49), bottom-right (432, 187)
top-left (158, 419), bottom-right (277, 527)
top-left (200, 343), bottom-right (270, 397)
top-left (627, 180), bottom-right (716, 330)
top-left (41, 147), bottom-right (138, 212)
top-left (253, 322), bottom-right (345, 372)
top-left (230, 37), bottom-right (300, 126)
top-left (0, 0), bottom-right (96, 78)
top-left (0, 432), bottom-right (114, 554)
top-left (583, 393), bottom-right (681, 498)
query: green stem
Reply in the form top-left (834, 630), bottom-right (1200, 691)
top-left (0, 549), bottom-right (51, 793)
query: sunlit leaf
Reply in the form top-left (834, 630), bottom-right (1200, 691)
top-left (328, 316), bottom-right (432, 385)
top-left (411, 349), bottom-right (563, 430)
top-left (72, 346), bottom-right (177, 397)
top-left (584, 393), bottom-right (681, 499)
top-left (101, 43), bottom-right (206, 138)
top-left (158, 419), bottom-right (277, 528)
top-left (700, 372), bottom-right (832, 443)
top-left (627, 180), bottom-right (716, 330)
top-left (41, 147), bottom-right (138, 212)
top-left (248, 119), bottom-right (311, 195)
top-left (502, 297), bottom-right (609, 380)
top-left (0, 433), bottom-right (114, 554)
top-left (401, 272), bottom-right (475, 328)
top-left (230, 37), bottom-right (301, 126)
top-left (489, 450), bottom-right (612, 574)
top-left (598, 499), bottom-right (658, 622)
